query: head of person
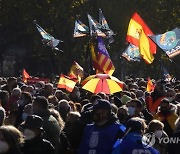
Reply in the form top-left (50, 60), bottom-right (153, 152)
top-left (0, 90), bottom-right (10, 108)
top-left (0, 125), bottom-right (24, 153)
top-left (49, 108), bottom-right (65, 131)
top-left (92, 99), bottom-right (112, 126)
top-left (7, 77), bottom-right (17, 89)
top-left (18, 92), bottom-right (32, 107)
top-left (69, 86), bottom-right (80, 100)
top-left (147, 119), bottom-right (164, 138)
top-left (58, 99), bottom-right (71, 120)
top-left (20, 115), bottom-right (44, 140)
top-left (44, 83), bottom-right (53, 97)
top-left (11, 87), bottom-right (21, 99)
top-left (22, 104), bottom-right (33, 121)
top-left (32, 96), bottom-right (49, 116)
top-left (113, 96), bottom-right (123, 108)
top-left (126, 99), bottom-right (143, 117)
top-left (126, 117), bottom-right (147, 135)
top-left (160, 98), bottom-right (171, 115)
top-left (48, 95), bottom-right (58, 107)
top-left (153, 83), bottom-right (165, 96)
top-left (117, 105), bottom-right (128, 123)
top-left (166, 88), bottom-right (176, 102)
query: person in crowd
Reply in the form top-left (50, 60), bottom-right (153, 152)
top-left (168, 118), bottom-right (180, 154)
top-left (112, 96), bottom-right (123, 108)
top-left (5, 88), bottom-right (22, 126)
top-left (0, 90), bottom-right (10, 109)
top-left (165, 88), bottom-right (176, 104)
top-left (112, 117), bottom-right (160, 154)
top-left (0, 125), bottom-right (24, 154)
top-left (21, 104), bottom-right (33, 121)
top-left (48, 95), bottom-right (58, 107)
top-left (64, 111), bottom-right (84, 153)
top-left (126, 99), bottom-right (153, 124)
top-left (58, 99), bottom-right (71, 121)
top-left (154, 98), bottom-right (178, 136)
top-left (15, 92), bottom-right (32, 126)
top-left (32, 96), bottom-right (60, 152)
top-left (69, 86), bottom-right (81, 102)
top-left (20, 115), bottom-right (55, 154)
top-left (74, 103), bottom-right (82, 113)
top-left (1, 77), bottom-right (17, 95)
top-left (5, 87), bottom-right (21, 113)
top-left (117, 105), bottom-right (128, 124)
top-left (146, 119), bottom-right (168, 154)
top-left (39, 83), bottom-right (54, 98)
top-left (145, 83), bottom-right (166, 115)
top-left (78, 99), bottom-right (125, 154)
top-left (0, 105), bottom-right (5, 126)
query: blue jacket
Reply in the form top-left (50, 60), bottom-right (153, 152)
top-left (112, 133), bottom-right (160, 154)
top-left (78, 123), bottom-right (125, 154)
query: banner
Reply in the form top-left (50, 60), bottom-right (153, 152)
top-left (150, 28), bottom-right (180, 58)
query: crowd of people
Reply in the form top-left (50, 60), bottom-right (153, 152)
top-left (0, 76), bottom-right (179, 154)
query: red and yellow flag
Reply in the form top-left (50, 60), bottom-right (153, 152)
top-left (57, 74), bottom-right (76, 92)
top-left (146, 78), bottom-right (155, 92)
top-left (69, 61), bottom-right (84, 83)
top-left (126, 12), bottom-right (156, 64)
top-left (22, 69), bottom-right (30, 83)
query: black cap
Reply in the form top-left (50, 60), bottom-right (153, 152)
top-left (93, 99), bottom-right (111, 112)
top-left (21, 115), bottom-right (43, 130)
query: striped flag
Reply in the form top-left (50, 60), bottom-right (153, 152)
top-left (90, 37), bottom-right (115, 75)
top-left (97, 36), bottom-right (115, 75)
top-left (126, 12), bottom-right (156, 64)
top-left (57, 74), bottom-right (76, 92)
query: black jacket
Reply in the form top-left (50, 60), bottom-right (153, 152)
top-left (22, 135), bottom-right (55, 154)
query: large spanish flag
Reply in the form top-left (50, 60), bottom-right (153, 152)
top-left (126, 12), bottom-right (156, 64)
top-left (57, 74), bottom-right (76, 92)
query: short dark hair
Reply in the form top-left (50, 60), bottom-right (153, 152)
top-left (131, 99), bottom-right (143, 109)
top-left (33, 96), bottom-right (48, 109)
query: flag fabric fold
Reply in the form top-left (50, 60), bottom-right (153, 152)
top-left (126, 12), bottom-right (156, 64)
top-left (146, 78), bottom-right (155, 92)
top-left (99, 8), bottom-right (114, 44)
top-left (73, 20), bottom-right (89, 37)
top-left (122, 43), bottom-right (141, 61)
top-left (150, 28), bottom-right (180, 58)
top-left (90, 37), bottom-right (115, 75)
top-left (22, 69), bottom-right (30, 83)
top-left (57, 74), bottom-right (76, 92)
top-left (68, 61), bottom-right (84, 83)
top-left (88, 14), bottom-right (106, 37)
top-left (34, 21), bottom-right (63, 51)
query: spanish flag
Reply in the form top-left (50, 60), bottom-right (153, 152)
top-left (57, 74), bottom-right (76, 92)
top-left (146, 78), bottom-right (155, 92)
top-left (69, 61), bottom-right (84, 83)
top-left (22, 69), bottom-right (30, 83)
top-left (126, 12), bottom-right (156, 64)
